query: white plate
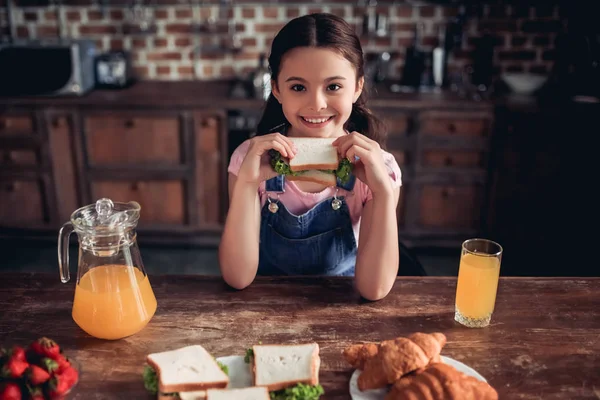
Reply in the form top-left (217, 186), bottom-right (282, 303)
top-left (178, 356), bottom-right (252, 400)
top-left (349, 356), bottom-right (487, 400)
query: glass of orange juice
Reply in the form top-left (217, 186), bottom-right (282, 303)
top-left (454, 238), bottom-right (503, 328)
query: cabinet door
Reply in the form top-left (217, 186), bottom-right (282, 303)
top-left (0, 113), bottom-right (35, 136)
top-left (419, 111), bottom-right (489, 137)
top-left (0, 179), bottom-right (47, 227)
top-left (90, 180), bottom-right (185, 226)
top-left (194, 111), bottom-right (225, 226)
top-left (418, 184), bottom-right (483, 230)
top-left (84, 113), bottom-right (183, 166)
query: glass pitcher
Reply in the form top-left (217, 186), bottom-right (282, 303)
top-left (58, 198), bottom-right (157, 340)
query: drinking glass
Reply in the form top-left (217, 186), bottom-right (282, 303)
top-left (454, 238), bottom-right (503, 328)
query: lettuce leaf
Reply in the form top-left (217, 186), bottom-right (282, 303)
top-left (244, 348), bottom-right (254, 364)
top-left (270, 383), bottom-right (325, 400)
top-left (217, 361), bottom-right (229, 375)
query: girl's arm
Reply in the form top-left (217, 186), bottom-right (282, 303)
top-left (218, 174), bottom-right (262, 289)
top-left (354, 187), bottom-right (400, 301)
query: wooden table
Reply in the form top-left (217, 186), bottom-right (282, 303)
top-left (1, 274), bottom-right (599, 399)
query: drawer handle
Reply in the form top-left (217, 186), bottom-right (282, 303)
top-left (201, 118), bottom-right (216, 128)
top-left (447, 123), bottom-right (456, 133)
top-left (0, 120), bottom-right (6, 130)
top-left (124, 119), bottom-right (135, 129)
top-left (441, 189), bottom-right (450, 198)
top-left (444, 156), bottom-right (453, 166)
top-left (3, 151), bottom-right (14, 163)
top-left (52, 117), bottom-right (61, 128)
top-left (131, 182), bottom-right (144, 191)
top-left (4, 182), bottom-right (17, 192)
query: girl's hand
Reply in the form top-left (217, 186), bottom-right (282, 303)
top-left (332, 132), bottom-right (393, 196)
top-left (237, 133), bottom-right (297, 186)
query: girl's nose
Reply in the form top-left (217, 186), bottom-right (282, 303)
top-left (308, 91), bottom-right (327, 111)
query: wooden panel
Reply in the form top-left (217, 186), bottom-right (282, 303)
top-left (380, 113), bottom-right (409, 135)
top-left (90, 180), bottom-right (185, 225)
top-left (48, 115), bottom-right (79, 223)
top-left (397, 184), bottom-right (407, 228)
top-left (422, 150), bottom-right (484, 168)
top-left (419, 112), bottom-right (488, 137)
top-left (194, 113), bottom-right (222, 225)
top-left (0, 149), bottom-right (38, 166)
top-left (419, 185), bottom-right (482, 229)
top-left (85, 114), bottom-right (182, 165)
top-left (0, 180), bottom-right (45, 226)
top-left (0, 115), bottom-right (34, 135)
top-left (389, 150), bottom-right (407, 166)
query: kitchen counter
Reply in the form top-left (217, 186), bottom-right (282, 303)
top-left (0, 80), bottom-right (494, 110)
top-left (1, 273), bottom-right (599, 399)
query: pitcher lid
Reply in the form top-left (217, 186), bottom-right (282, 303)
top-left (71, 198), bottom-right (141, 234)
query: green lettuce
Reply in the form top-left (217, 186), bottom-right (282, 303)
top-left (270, 383), bottom-right (325, 400)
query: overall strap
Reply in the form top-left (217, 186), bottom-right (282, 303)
top-left (265, 175), bottom-right (285, 193)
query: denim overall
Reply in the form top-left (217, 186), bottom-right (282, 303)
top-left (258, 174), bottom-right (358, 276)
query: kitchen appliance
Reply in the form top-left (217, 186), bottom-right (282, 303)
top-left (95, 50), bottom-right (135, 89)
top-left (0, 39), bottom-right (97, 97)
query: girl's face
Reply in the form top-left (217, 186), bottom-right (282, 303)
top-left (271, 47), bottom-right (364, 139)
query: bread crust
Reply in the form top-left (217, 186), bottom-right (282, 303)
top-left (287, 173), bottom-right (336, 186)
top-left (290, 162), bottom-right (339, 172)
top-left (146, 356), bottom-right (228, 394)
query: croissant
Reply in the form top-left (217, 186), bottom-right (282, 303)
top-left (384, 363), bottom-right (498, 400)
top-left (342, 342), bottom-right (379, 370)
top-left (357, 332), bottom-right (447, 391)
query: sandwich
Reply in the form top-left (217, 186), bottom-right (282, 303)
top-left (269, 137), bottom-right (353, 186)
top-left (245, 343), bottom-right (324, 400)
top-left (143, 345), bottom-right (229, 400)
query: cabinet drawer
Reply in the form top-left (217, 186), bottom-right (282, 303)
top-left (85, 115), bottom-right (182, 165)
top-left (422, 150), bottom-right (484, 168)
top-left (0, 180), bottom-right (46, 226)
top-left (0, 149), bottom-right (38, 166)
top-left (90, 180), bottom-right (185, 225)
top-left (0, 115), bottom-right (34, 135)
top-left (419, 113), bottom-right (488, 137)
top-left (419, 185), bottom-right (482, 229)
top-left (381, 114), bottom-right (409, 135)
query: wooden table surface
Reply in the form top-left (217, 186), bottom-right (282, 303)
top-left (0, 273), bottom-right (599, 399)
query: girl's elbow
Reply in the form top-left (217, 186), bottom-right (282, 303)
top-left (357, 284), bottom-right (392, 301)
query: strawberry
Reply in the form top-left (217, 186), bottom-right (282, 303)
top-left (28, 338), bottom-right (61, 360)
top-left (40, 358), bottom-right (58, 374)
top-left (53, 355), bottom-right (71, 373)
top-left (26, 385), bottom-right (44, 400)
top-left (0, 382), bottom-right (21, 400)
top-left (8, 347), bottom-right (26, 363)
top-left (55, 365), bottom-right (78, 388)
top-left (27, 365), bottom-right (50, 385)
top-left (47, 375), bottom-right (71, 399)
top-left (1, 358), bottom-right (29, 379)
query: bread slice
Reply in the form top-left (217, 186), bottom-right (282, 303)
top-left (288, 137), bottom-right (339, 172)
top-left (288, 170), bottom-right (337, 186)
top-left (177, 391), bottom-right (207, 400)
top-left (146, 345), bottom-right (229, 394)
top-left (206, 387), bottom-right (270, 400)
top-left (252, 343), bottom-right (320, 391)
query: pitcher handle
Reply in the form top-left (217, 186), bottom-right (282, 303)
top-left (58, 222), bottom-right (74, 283)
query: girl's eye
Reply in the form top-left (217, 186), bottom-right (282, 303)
top-left (327, 84), bottom-right (342, 91)
top-left (291, 84), bottom-right (305, 92)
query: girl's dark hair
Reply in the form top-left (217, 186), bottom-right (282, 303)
top-left (255, 13), bottom-right (387, 146)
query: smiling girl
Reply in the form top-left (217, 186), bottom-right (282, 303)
top-left (219, 13), bottom-right (402, 300)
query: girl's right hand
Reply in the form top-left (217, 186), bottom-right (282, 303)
top-left (237, 133), bottom-right (297, 186)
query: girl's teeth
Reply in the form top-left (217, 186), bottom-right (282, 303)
top-left (303, 117), bottom-right (330, 124)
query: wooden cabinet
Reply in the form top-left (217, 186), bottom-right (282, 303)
top-left (375, 106), bottom-right (494, 248)
top-left (0, 179), bottom-right (47, 227)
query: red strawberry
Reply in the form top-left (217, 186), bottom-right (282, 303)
top-left (1, 358), bottom-right (29, 379)
top-left (56, 365), bottom-right (78, 388)
top-left (27, 365), bottom-right (50, 385)
top-left (8, 347), bottom-right (26, 362)
top-left (29, 338), bottom-right (61, 360)
top-left (26, 385), bottom-right (44, 400)
top-left (47, 375), bottom-right (71, 399)
top-left (0, 382), bottom-right (21, 400)
top-left (40, 358), bottom-right (58, 374)
top-left (54, 355), bottom-right (71, 373)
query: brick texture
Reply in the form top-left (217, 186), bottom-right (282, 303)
top-left (0, 4), bottom-right (562, 81)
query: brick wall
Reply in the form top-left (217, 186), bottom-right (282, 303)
top-left (0, 3), bottom-right (562, 81)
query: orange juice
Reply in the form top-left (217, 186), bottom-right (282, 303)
top-left (72, 264), bottom-right (157, 340)
top-left (455, 253), bottom-right (500, 322)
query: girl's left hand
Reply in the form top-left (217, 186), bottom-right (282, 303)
top-left (332, 131), bottom-right (393, 196)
